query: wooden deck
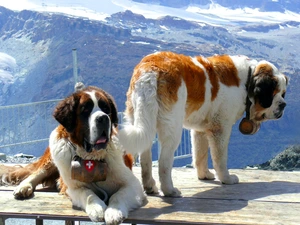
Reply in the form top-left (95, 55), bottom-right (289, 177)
top-left (1, 167), bottom-right (300, 224)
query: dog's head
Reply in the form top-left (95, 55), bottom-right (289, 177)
top-left (248, 61), bottom-right (288, 123)
top-left (53, 86), bottom-right (118, 152)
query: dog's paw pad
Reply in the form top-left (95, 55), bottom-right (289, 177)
top-left (144, 185), bottom-right (159, 195)
top-left (13, 183), bottom-right (33, 198)
top-left (221, 174), bottom-right (239, 185)
top-left (86, 204), bottom-right (105, 222)
top-left (105, 208), bottom-right (126, 225)
top-left (162, 187), bottom-right (182, 197)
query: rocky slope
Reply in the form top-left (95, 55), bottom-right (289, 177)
top-left (254, 145), bottom-right (300, 171)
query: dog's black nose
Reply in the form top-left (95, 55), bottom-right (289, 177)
top-left (279, 102), bottom-right (286, 110)
top-left (96, 115), bottom-right (109, 124)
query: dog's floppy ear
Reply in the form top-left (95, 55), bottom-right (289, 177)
top-left (53, 93), bottom-right (80, 132)
top-left (284, 74), bottom-right (289, 86)
top-left (248, 67), bottom-right (277, 108)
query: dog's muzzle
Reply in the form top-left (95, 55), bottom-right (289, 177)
top-left (85, 114), bottom-right (110, 152)
top-left (274, 102), bottom-right (286, 119)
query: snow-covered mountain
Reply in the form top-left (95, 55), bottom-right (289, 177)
top-left (1, 0), bottom-right (300, 25)
top-left (0, 0), bottom-right (299, 168)
top-left (133, 0), bottom-right (300, 13)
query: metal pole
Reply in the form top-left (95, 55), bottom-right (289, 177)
top-left (72, 48), bottom-right (78, 85)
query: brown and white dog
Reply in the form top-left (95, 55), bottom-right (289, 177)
top-left (2, 86), bottom-right (146, 225)
top-left (118, 51), bottom-right (288, 197)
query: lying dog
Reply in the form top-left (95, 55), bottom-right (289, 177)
top-left (119, 51), bottom-right (288, 197)
top-left (2, 86), bottom-right (146, 225)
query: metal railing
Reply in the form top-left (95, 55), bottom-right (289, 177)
top-left (0, 100), bottom-right (192, 161)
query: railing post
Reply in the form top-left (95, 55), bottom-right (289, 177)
top-left (72, 48), bottom-right (78, 85)
top-left (0, 217), bottom-right (5, 225)
top-left (36, 218), bottom-right (43, 225)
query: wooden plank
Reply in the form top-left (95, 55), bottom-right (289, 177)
top-left (0, 190), bottom-right (299, 225)
top-left (0, 168), bottom-right (300, 224)
top-left (0, 191), bottom-right (88, 220)
top-left (142, 168), bottom-right (300, 202)
top-left (128, 196), bottom-right (300, 225)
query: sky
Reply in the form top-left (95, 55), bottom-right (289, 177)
top-left (0, 0), bottom-right (300, 25)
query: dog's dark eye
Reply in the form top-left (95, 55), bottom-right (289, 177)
top-left (282, 92), bottom-right (286, 98)
top-left (98, 100), bottom-right (110, 114)
top-left (81, 101), bottom-right (93, 116)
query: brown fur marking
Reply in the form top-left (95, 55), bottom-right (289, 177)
top-left (253, 63), bottom-right (273, 77)
top-left (126, 53), bottom-right (242, 118)
top-left (196, 56), bottom-right (219, 101)
top-left (207, 55), bottom-right (240, 88)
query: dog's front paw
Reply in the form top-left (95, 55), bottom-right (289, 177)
top-left (143, 177), bottom-right (159, 195)
top-left (161, 187), bottom-right (182, 197)
top-left (13, 183), bottom-right (34, 199)
top-left (220, 174), bottom-right (239, 184)
top-left (144, 184), bottom-right (159, 195)
top-left (105, 207), bottom-right (127, 225)
top-left (86, 203), bottom-right (106, 222)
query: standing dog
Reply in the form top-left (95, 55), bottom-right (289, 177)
top-left (2, 86), bottom-right (146, 225)
top-left (118, 51), bottom-right (288, 197)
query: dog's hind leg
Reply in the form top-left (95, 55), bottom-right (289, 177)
top-left (156, 99), bottom-right (187, 196)
top-left (13, 165), bottom-right (57, 199)
top-left (157, 122), bottom-right (183, 197)
top-left (2, 147), bottom-right (59, 198)
top-left (140, 148), bottom-right (159, 194)
top-left (191, 130), bottom-right (215, 180)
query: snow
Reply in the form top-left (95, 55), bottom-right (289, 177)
top-left (0, 52), bottom-right (16, 85)
top-left (130, 41), bottom-right (150, 45)
top-left (186, 4), bottom-right (300, 24)
top-left (0, 0), bottom-right (124, 21)
top-left (0, 0), bottom-right (299, 25)
top-left (160, 25), bottom-right (169, 31)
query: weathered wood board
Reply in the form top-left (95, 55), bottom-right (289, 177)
top-left (0, 167), bottom-right (299, 224)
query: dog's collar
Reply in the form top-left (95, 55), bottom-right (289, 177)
top-left (239, 66), bottom-right (261, 135)
top-left (245, 66), bottom-right (252, 120)
top-left (71, 155), bottom-right (108, 202)
top-left (83, 139), bottom-right (93, 153)
top-left (71, 155), bottom-right (107, 181)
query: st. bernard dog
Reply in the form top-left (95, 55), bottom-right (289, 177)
top-left (2, 86), bottom-right (146, 225)
top-left (118, 51), bottom-right (288, 197)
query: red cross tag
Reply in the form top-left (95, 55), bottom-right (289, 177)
top-left (84, 160), bottom-right (95, 172)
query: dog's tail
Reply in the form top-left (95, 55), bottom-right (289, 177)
top-left (118, 72), bottom-right (158, 155)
